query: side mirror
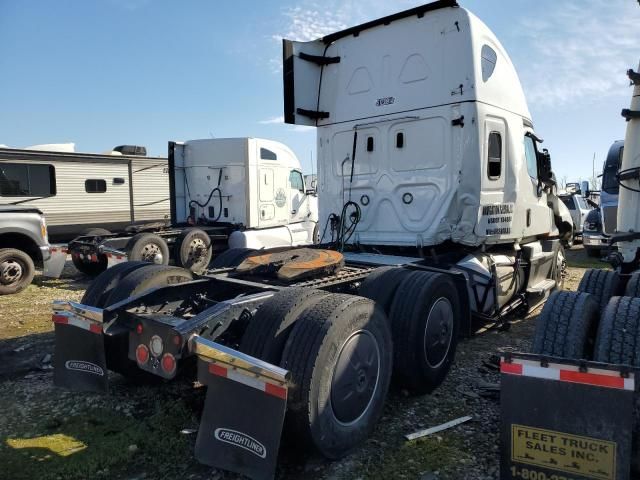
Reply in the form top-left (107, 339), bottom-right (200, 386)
top-left (580, 180), bottom-right (590, 198)
top-left (537, 149), bottom-right (555, 186)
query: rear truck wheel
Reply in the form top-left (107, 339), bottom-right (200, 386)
top-left (280, 293), bottom-right (392, 458)
top-left (101, 265), bottom-right (193, 378)
top-left (625, 272), bottom-right (640, 298)
top-left (594, 296), bottom-right (640, 365)
top-left (312, 223), bottom-right (319, 244)
top-left (210, 248), bottom-right (257, 268)
top-left (531, 291), bottom-right (599, 359)
top-left (552, 244), bottom-right (567, 290)
top-left (81, 261), bottom-right (149, 308)
top-left (594, 296), bottom-right (640, 475)
top-left (577, 269), bottom-right (621, 311)
top-left (125, 233), bottom-right (170, 265)
top-left (104, 264), bottom-right (193, 306)
top-left (240, 288), bottom-right (329, 364)
top-left (174, 228), bottom-right (212, 274)
top-left (388, 271), bottom-right (460, 394)
top-left (358, 266), bottom-right (412, 314)
top-left (72, 228), bottom-right (112, 276)
top-left (0, 248), bottom-right (35, 295)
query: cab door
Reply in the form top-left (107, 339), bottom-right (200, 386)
top-left (289, 169), bottom-right (308, 224)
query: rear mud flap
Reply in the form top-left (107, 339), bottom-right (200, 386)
top-left (193, 337), bottom-right (289, 480)
top-left (43, 245), bottom-right (68, 278)
top-left (500, 353), bottom-right (635, 480)
top-left (53, 312), bottom-right (108, 393)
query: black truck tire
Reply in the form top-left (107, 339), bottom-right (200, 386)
top-left (210, 248), bottom-right (257, 268)
top-left (281, 293), bottom-right (392, 458)
top-left (0, 248), bottom-right (35, 295)
top-left (174, 228), bottom-right (212, 274)
top-left (625, 272), bottom-right (640, 298)
top-left (125, 233), bottom-right (170, 265)
top-left (594, 296), bottom-right (640, 366)
top-left (358, 266), bottom-right (412, 314)
top-left (104, 264), bottom-right (193, 306)
top-left (531, 291), bottom-right (599, 359)
top-left (388, 271), bottom-right (460, 394)
top-left (71, 228), bottom-right (112, 276)
top-left (240, 288), bottom-right (329, 364)
top-left (577, 269), bottom-right (621, 311)
top-left (81, 261), bottom-right (150, 308)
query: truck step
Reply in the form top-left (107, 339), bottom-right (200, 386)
top-left (526, 279), bottom-right (556, 294)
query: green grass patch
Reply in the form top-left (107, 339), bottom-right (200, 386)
top-left (0, 398), bottom-right (194, 480)
top-left (351, 434), bottom-right (470, 479)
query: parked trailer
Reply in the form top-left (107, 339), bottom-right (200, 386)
top-left (500, 64), bottom-right (640, 479)
top-left (68, 137), bottom-right (319, 275)
top-left (53, 2), bottom-right (572, 478)
top-left (0, 145), bottom-right (170, 241)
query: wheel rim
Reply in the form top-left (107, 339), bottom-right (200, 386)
top-left (188, 238), bottom-right (207, 264)
top-left (0, 258), bottom-right (24, 285)
top-left (141, 243), bottom-right (163, 264)
top-left (423, 297), bottom-right (454, 368)
top-left (330, 330), bottom-right (380, 425)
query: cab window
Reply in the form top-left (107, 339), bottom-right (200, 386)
top-left (524, 136), bottom-right (538, 179)
top-left (289, 170), bottom-right (304, 192)
top-left (560, 196), bottom-right (575, 210)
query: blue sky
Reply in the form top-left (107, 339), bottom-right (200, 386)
top-left (1, 0), bottom-right (638, 185)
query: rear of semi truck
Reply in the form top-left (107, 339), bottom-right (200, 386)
top-left (52, 2), bottom-right (572, 478)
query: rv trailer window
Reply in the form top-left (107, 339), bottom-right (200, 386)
top-left (85, 179), bottom-right (107, 193)
top-left (524, 136), bottom-right (538, 179)
top-left (481, 45), bottom-right (497, 82)
top-left (487, 132), bottom-right (502, 180)
top-left (260, 148), bottom-right (277, 161)
top-left (0, 163), bottom-right (56, 196)
top-left (289, 170), bottom-right (305, 192)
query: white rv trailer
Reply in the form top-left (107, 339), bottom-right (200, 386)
top-left (0, 146), bottom-right (169, 241)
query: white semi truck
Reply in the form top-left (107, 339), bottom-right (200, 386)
top-left (68, 137), bottom-right (318, 274)
top-left (52, 2), bottom-right (572, 478)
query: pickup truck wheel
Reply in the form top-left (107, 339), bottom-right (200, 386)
top-left (577, 269), bottom-right (621, 311)
top-left (81, 261), bottom-right (149, 308)
top-left (210, 248), bottom-right (257, 268)
top-left (125, 233), bottom-right (170, 265)
top-left (531, 291), bottom-right (599, 359)
top-left (625, 272), bottom-right (640, 298)
top-left (174, 228), bottom-right (212, 274)
top-left (240, 288), bottom-right (329, 364)
top-left (388, 271), bottom-right (460, 394)
top-left (594, 296), bottom-right (640, 365)
top-left (358, 267), bottom-right (411, 314)
top-left (281, 294), bottom-right (392, 458)
top-left (0, 248), bottom-right (35, 295)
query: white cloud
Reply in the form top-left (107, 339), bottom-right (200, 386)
top-left (259, 116), bottom-right (285, 125)
top-left (513, 0), bottom-right (640, 106)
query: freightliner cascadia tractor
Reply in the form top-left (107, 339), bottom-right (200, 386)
top-left (51, 2), bottom-right (572, 478)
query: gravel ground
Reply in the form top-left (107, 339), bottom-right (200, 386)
top-left (0, 247), bottom-right (603, 480)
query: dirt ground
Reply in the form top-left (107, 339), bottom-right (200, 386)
top-left (0, 246), bottom-right (608, 480)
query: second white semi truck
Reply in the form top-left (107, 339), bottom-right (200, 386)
top-left (52, 2), bottom-right (572, 478)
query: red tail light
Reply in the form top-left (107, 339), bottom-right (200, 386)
top-left (161, 353), bottom-right (176, 375)
top-left (136, 323), bottom-right (143, 335)
top-left (136, 344), bottom-right (149, 365)
top-left (172, 334), bottom-right (181, 346)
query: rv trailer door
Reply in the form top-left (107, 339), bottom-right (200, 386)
top-left (282, 39), bottom-right (329, 127)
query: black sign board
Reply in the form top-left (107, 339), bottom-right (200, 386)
top-left (501, 355), bottom-right (634, 480)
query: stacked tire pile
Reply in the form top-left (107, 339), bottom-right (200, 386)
top-left (532, 268), bottom-right (640, 470)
